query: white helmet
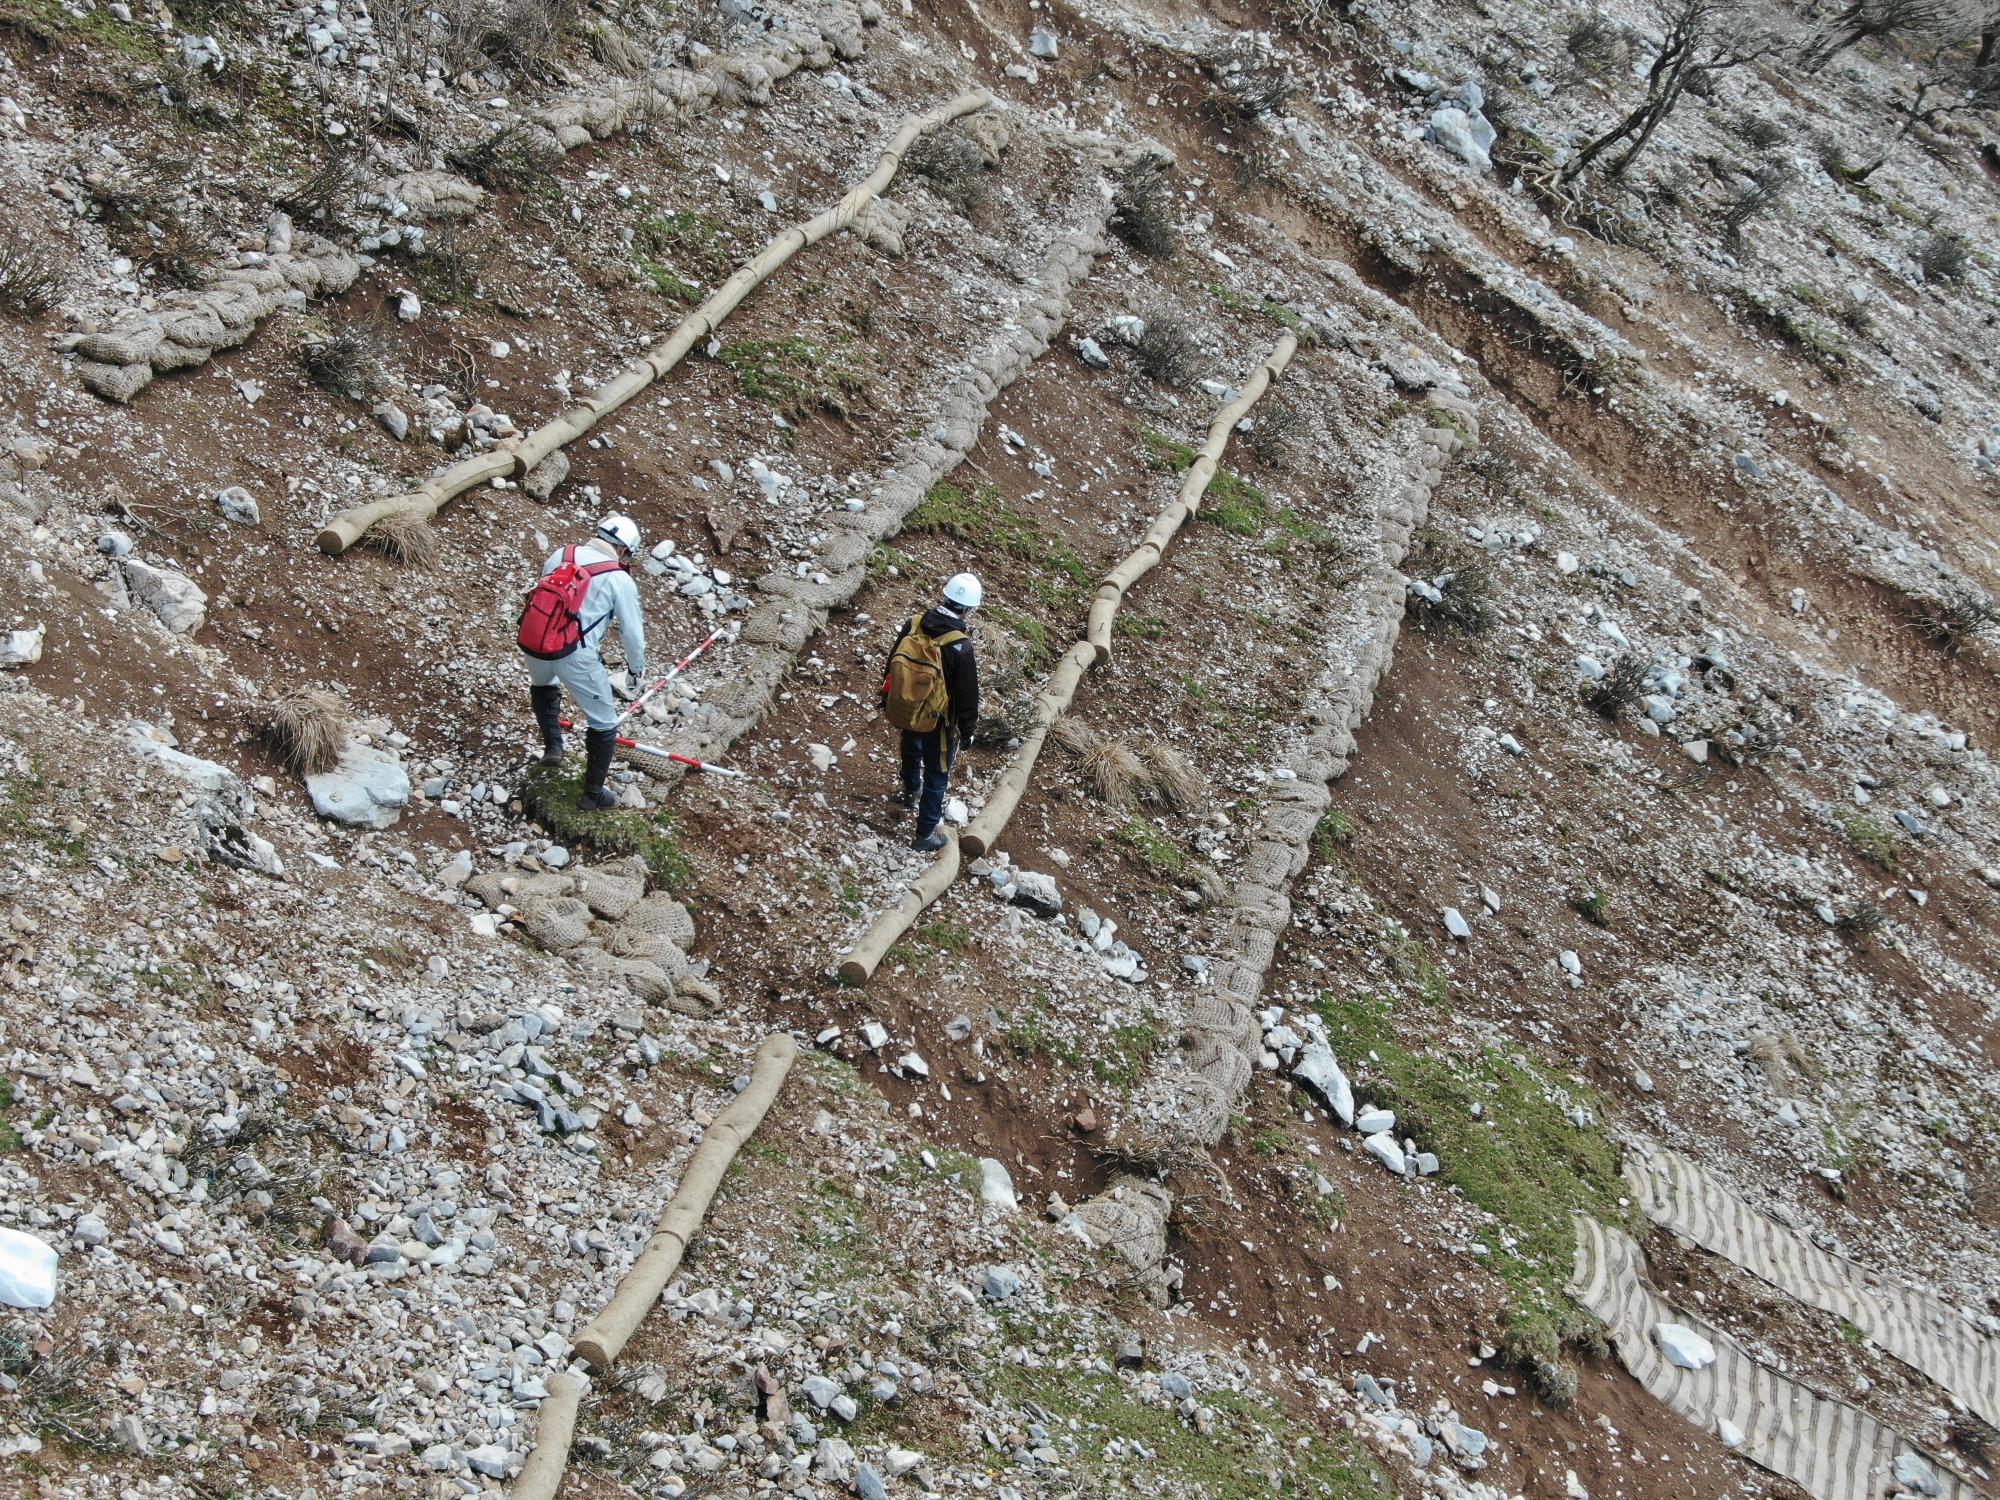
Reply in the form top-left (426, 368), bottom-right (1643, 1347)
top-left (596, 513), bottom-right (640, 554)
top-left (942, 572), bottom-right (984, 610)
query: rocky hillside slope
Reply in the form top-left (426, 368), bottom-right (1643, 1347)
top-left (0, 0), bottom-right (1996, 1497)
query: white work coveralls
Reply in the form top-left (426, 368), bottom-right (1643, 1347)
top-left (524, 542), bottom-right (647, 731)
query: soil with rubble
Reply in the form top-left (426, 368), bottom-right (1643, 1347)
top-left (1, 0), bottom-right (1997, 1498)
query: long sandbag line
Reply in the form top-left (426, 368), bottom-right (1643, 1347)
top-left (835, 331), bottom-right (1299, 985)
top-left (318, 89), bottom-right (994, 555)
top-left (74, 19), bottom-right (874, 405)
top-left (1572, 1213), bottom-right (1980, 1500)
top-left (509, 1033), bottom-right (799, 1500)
top-left (1064, 398), bottom-right (1478, 1292)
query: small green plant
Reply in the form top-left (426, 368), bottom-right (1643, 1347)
top-left (0, 1078), bottom-right (20, 1153)
top-left (1116, 817), bottom-right (1186, 877)
top-left (907, 481), bottom-right (1091, 595)
top-left (1114, 611), bottom-right (1166, 640)
top-left (1312, 809), bottom-right (1353, 861)
top-left (918, 917), bottom-right (972, 953)
top-left (632, 209), bottom-right (728, 302)
top-left (715, 336), bottom-right (866, 414)
top-left (1835, 809), bottom-right (1898, 868)
top-left (1572, 890), bottom-right (1611, 927)
top-left (985, 605), bottom-right (1052, 673)
top-left (522, 770), bottom-right (691, 886)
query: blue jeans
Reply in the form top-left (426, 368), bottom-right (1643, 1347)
top-left (900, 729), bottom-right (955, 835)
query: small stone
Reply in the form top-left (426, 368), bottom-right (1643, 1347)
top-left (1007, 870), bottom-right (1062, 916)
top-left (396, 290), bottom-right (421, 322)
top-left (0, 626), bottom-right (44, 669)
top-left (214, 485), bottom-right (260, 526)
top-left (855, 1462), bottom-right (888, 1500)
top-left (1356, 1108), bottom-right (1396, 1135)
top-left (982, 1266), bottom-right (1022, 1302)
top-left (1442, 907), bottom-right (1470, 940)
top-left (374, 402), bottom-right (410, 440)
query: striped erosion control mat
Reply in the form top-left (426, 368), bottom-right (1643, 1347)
top-left (1570, 1214), bottom-right (1984, 1500)
top-left (1628, 1146), bottom-right (2000, 1431)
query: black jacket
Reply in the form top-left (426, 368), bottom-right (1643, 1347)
top-left (887, 604), bottom-right (979, 743)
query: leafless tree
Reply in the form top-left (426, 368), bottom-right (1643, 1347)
top-left (1841, 37), bottom-right (2000, 177)
top-left (1801, 0), bottom-right (1962, 70)
top-left (1556, 0), bottom-right (1781, 185)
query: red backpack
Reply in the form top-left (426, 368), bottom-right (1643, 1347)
top-left (517, 546), bottom-right (624, 660)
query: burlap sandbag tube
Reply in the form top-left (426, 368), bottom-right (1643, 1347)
top-left (319, 89), bottom-right (994, 554)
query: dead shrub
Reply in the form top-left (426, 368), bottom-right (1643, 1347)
top-left (443, 0), bottom-right (582, 78)
top-left (367, 512), bottom-right (444, 569)
top-left (1112, 157), bottom-right (1178, 258)
top-left (93, 159), bottom-right (213, 288)
top-left (1133, 306), bottom-right (1203, 389)
top-left (1584, 656), bottom-right (1646, 719)
top-left (1836, 900), bottom-right (1886, 940)
top-left (1564, 10), bottom-right (1629, 74)
top-left (1207, 43), bottom-right (1295, 119)
top-left (1404, 532), bottom-right (1496, 636)
top-left (1919, 230), bottom-right (1972, 284)
top-left (275, 138), bottom-right (365, 228)
top-left (1736, 113), bottom-right (1787, 151)
top-left (298, 322), bottom-right (390, 400)
top-left (1244, 398), bottom-right (1305, 467)
top-left (904, 127), bottom-right (989, 216)
top-left (264, 689), bottom-right (347, 776)
top-left (1135, 740), bottom-right (1202, 812)
top-left (1913, 579), bottom-right (2000, 651)
top-left (405, 223), bottom-right (487, 306)
top-left (0, 225), bottom-right (68, 314)
top-left (1718, 160), bottom-right (1797, 252)
top-left (1081, 738), bottom-right (1146, 808)
top-left (449, 121), bottom-right (564, 195)
top-left (0, 1325), bottom-right (111, 1452)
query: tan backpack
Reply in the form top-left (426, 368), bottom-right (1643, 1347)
top-left (880, 614), bottom-right (966, 733)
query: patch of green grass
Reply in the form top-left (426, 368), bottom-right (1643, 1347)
top-left (1425, 403), bottom-right (1473, 444)
top-left (989, 1365), bottom-right (1386, 1499)
top-left (1311, 809), bottom-right (1354, 862)
top-left (917, 917), bottom-right (972, 953)
top-left (1001, 1005), bottom-right (1081, 1068)
top-left (1572, 890), bottom-right (1611, 927)
top-left (1092, 1017), bottom-right (1161, 1092)
top-left (1311, 990), bottom-right (1631, 1399)
top-left (866, 543), bottom-right (915, 584)
top-left (908, 481), bottom-right (1092, 600)
top-left (521, 770), bottom-right (691, 887)
top-left (1114, 611), bottom-right (1166, 640)
top-left (715, 336), bottom-right (866, 413)
top-left (638, 262), bottom-right (701, 303)
top-left (1116, 817), bottom-right (1186, 877)
top-left (1835, 810), bottom-right (1898, 868)
top-left (0, 1079), bottom-right (19, 1154)
top-left (1140, 429), bottom-right (1271, 535)
top-left (985, 604), bottom-right (1053, 674)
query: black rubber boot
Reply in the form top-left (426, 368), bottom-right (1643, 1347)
top-left (576, 728), bottom-right (618, 811)
top-left (528, 685), bottom-right (564, 768)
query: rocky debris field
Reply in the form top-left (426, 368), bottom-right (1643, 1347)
top-left (2, 0), bottom-right (1998, 1496)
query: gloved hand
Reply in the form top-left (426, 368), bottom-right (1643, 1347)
top-left (613, 671), bottom-right (644, 701)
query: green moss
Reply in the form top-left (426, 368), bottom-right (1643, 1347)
top-left (715, 336), bottom-right (866, 412)
top-left (917, 917), bottom-right (972, 953)
top-left (1116, 817), bottom-right (1187, 877)
top-left (0, 1079), bottom-right (19, 1154)
top-left (1092, 1017), bottom-right (1161, 1092)
top-left (1572, 890), bottom-right (1611, 927)
top-left (984, 605), bottom-right (1052, 674)
top-left (907, 481), bottom-right (1092, 599)
top-left (638, 262), bottom-right (701, 303)
top-left (1113, 611), bottom-right (1166, 640)
top-left (521, 770), bottom-right (692, 887)
top-left (1310, 990), bottom-right (1632, 1384)
top-left (1835, 810), bottom-right (1898, 867)
top-left (1311, 809), bottom-right (1353, 862)
top-left (989, 1366), bottom-right (1386, 1499)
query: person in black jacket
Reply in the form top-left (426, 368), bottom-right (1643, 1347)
top-left (885, 573), bottom-right (982, 851)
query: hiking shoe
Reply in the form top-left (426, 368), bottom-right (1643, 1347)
top-left (911, 829), bottom-right (949, 853)
top-left (575, 786), bottom-right (619, 811)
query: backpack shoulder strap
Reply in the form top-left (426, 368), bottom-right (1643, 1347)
top-left (935, 629), bottom-right (967, 647)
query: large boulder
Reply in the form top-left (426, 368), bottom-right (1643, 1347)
top-left (305, 740), bottom-right (411, 829)
top-left (121, 557), bottom-right (208, 635)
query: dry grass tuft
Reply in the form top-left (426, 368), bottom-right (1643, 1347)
top-left (367, 512), bottom-right (443, 569)
top-left (0, 225), bottom-right (69, 314)
top-left (1081, 738), bottom-right (1146, 808)
top-left (1136, 740), bottom-right (1202, 812)
top-left (1050, 716), bottom-right (1103, 756)
top-left (1112, 157), bottom-right (1179, 258)
top-left (264, 689), bottom-right (347, 776)
top-left (904, 127), bottom-right (989, 216)
top-left (1133, 306), bottom-right (1204, 390)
